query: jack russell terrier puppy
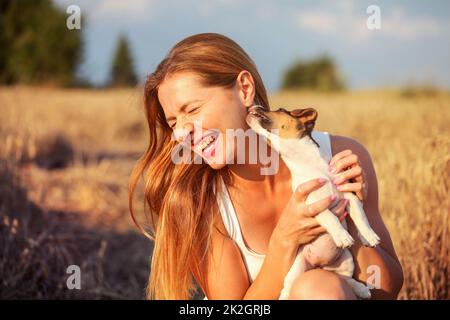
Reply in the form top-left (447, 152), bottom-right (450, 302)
top-left (246, 105), bottom-right (380, 299)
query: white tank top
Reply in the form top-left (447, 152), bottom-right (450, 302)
top-left (216, 131), bottom-right (333, 283)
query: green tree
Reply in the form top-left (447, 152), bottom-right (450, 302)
top-left (0, 0), bottom-right (83, 85)
top-left (281, 55), bottom-right (345, 91)
top-left (109, 35), bottom-right (138, 87)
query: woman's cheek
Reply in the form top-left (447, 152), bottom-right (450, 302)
top-left (216, 133), bottom-right (229, 165)
top-left (214, 133), bottom-right (233, 165)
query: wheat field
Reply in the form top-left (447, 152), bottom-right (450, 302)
top-left (0, 86), bottom-right (448, 299)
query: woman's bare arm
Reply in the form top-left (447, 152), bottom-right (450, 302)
top-left (242, 235), bottom-right (299, 299)
top-left (331, 135), bottom-right (404, 299)
top-left (204, 220), bottom-right (297, 300)
top-left (203, 226), bottom-right (251, 299)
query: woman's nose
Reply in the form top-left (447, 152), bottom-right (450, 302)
top-left (174, 121), bottom-right (194, 144)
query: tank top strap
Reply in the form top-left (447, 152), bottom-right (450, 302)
top-left (311, 130), bottom-right (333, 163)
top-left (216, 176), bottom-right (239, 241)
top-left (216, 177), bottom-right (253, 251)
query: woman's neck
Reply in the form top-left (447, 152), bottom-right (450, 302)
top-left (227, 135), bottom-right (291, 197)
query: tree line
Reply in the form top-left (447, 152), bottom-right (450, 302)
top-left (0, 0), bottom-right (345, 90)
top-left (0, 0), bottom-right (137, 87)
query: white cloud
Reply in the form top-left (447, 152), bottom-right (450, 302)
top-left (382, 7), bottom-right (441, 40)
top-left (296, 3), bottom-right (446, 42)
top-left (93, 0), bottom-right (154, 20)
top-left (295, 2), bottom-right (367, 42)
top-left (196, 0), bottom-right (245, 18)
top-left (298, 12), bottom-right (337, 33)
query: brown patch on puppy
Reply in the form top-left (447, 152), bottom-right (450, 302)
top-left (247, 106), bottom-right (318, 142)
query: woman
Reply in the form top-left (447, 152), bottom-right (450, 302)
top-left (128, 33), bottom-right (403, 300)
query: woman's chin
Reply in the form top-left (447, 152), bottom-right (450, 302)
top-left (207, 162), bottom-right (227, 170)
top-left (200, 149), bottom-right (228, 169)
top-left (194, 137), bottom-right (228, 168)
top-left (202, 154), bottom-right (225, 169)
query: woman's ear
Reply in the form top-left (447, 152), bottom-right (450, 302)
top-left (236, 70), bottom-right (256, 107)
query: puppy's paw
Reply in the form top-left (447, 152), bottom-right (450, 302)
top-left (344, 277), bottom-right (372, 299)
top-left (331, 230), bottom-right (354, 248)
top-left (358, 229), bottom-right (381, 247)
top-left (354, 284), bottom-right (372, 300)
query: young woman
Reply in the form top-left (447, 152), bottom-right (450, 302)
top-left (128, 33), bottom-right (403, 300)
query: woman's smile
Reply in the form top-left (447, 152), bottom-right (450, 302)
top-left (191, 130), bottom-right (220, 159)
top-left (200, 134), bottom-right (218, 158)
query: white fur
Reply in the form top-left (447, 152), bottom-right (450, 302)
top-left (248, 118), bottom-right (380, 299)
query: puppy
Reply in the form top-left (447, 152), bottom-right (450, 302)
top-left (246, 105), bottom-right (380, 299)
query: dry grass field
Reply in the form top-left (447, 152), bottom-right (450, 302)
top-left (0, 86), bottom-right (448, 299)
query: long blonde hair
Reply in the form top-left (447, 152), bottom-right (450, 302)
top-left (128, 33), bottom-right (270, 299)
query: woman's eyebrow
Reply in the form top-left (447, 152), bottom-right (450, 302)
top-left (165, 99), bottom-right (201, 122)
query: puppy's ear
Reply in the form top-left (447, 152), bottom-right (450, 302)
top-left (290, 108), bottom-right (318, 133)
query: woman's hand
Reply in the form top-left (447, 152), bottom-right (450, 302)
top-left (271, 178), bottom-right (348, 249)
top-left (329, 149), bottom-right (368, 201)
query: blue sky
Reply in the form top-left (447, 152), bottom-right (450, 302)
top-left (54, 0), bottom-right (450, 91)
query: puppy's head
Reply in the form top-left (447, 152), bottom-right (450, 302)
top-left (246, 105), bottom-right (318, 148)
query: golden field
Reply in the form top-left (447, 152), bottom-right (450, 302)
top-left (0, 86), bottom-right (448, 299)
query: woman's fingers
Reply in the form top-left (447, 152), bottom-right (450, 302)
top-left (352, 164), bottom-right (364, 183)
top-left (330, 199), bottom-right (348, 221)
top-left (336, 182), bottom-right (364, 193)
top-left (339, 210), bottom-right (349, 221)
top-left (302, 196), bottom-right (348, 219)
top-left (330, 150), bottom-right (368, 201)
top-left (303, 194), bottom-right (335, 217)
top-left (329, 149), bottom-right (352, 168)
top-left (306, 201), bottom-right (348, 239)
top-left (331, 199), bottom-right (348, 216)
top-left (330, 154), bottom-right (358, 174)
top-left (333, 166), bottom-right (362, 185)
top-left (307, 199), bottom-right (347, 227)
top-left (308, 224), bottom-right (328, 238)
top-left (352, 164), bottom-right (368, 200)
top-left (307, 211), bottom-right (348, 238)
top-left (294, 178), bottom-right (327, 202)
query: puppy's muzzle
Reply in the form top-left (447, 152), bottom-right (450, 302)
top-left (247, 105), bottom-right (271, 123)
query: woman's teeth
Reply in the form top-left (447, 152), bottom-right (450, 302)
top-left (200, 135), bottom-right (216, 151)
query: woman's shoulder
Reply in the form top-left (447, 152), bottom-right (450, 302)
top-left (329, 134), bottom-right (376, 190)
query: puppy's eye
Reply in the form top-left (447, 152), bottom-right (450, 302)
top-left (281, 125), bottom-right (286, 129)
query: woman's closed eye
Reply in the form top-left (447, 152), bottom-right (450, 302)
top-left (169, 106), bottom-right (200, 129)
top-left (188, 106), bottom-right (200, 114)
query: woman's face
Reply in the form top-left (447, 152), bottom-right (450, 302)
top-left (158, 71), bottom-right (255, 169)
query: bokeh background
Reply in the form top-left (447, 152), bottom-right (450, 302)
top-left (0, 0), bottom-right (449, 299)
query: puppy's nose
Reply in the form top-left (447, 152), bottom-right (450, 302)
top-left (248, 105), bottom-right (264, 113)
